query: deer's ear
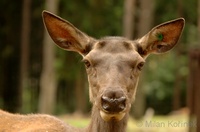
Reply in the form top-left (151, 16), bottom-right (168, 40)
top-left (42, 11), bottom-right (94, 56)
top-left (138, 18), bottom-right (185, 56)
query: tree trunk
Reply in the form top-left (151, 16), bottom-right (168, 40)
top-left (197, 1), bottom-right (200, 131)
top-left (172, 0), bottom-right (184, 112)
top-left (38, 0), bottom-right (59, 114)
top-left (196, 53), bottom-right (200, 132)
top-left (173, 75), bottom-right (181, 110)
top-left (1, 2), bottom-right (21, 113)
top-left (187, 1), bottom-right (200, 131)
top-left (122, 0), bottom-right (136, 39)
top-left (133, 0), bottom-right (155, 119)
top-left (20, 0), bottom-right (31, 112)
top-left (137, 0), bottom-right (154, 37)
top-left (188, 50), bottom-right (200, 132)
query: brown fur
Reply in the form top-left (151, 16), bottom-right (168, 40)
top-left (0, 110), bottom-right (78, 132)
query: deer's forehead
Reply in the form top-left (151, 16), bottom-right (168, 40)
top-left (85, 38), bottom-right (143, 65)
top-left (93, 37), bottom-right (137, 53)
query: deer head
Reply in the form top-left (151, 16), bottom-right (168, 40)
top-left (42, 11), bottom-right (184, 122)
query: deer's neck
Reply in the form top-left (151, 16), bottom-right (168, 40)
top-left (86, 106), bottom-right (128, 132)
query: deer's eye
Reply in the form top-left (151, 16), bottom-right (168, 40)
top-left (137, 62), bottom-right (145, 71)
top-left (83, 60), bottom-right (91, 68)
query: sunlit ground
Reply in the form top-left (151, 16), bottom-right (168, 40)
top-left (59, 113), bottom-right (196, 132)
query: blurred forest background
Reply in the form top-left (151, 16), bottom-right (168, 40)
top-left (0, 0), bottom-right (200, 122)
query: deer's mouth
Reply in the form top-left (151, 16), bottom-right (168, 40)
top-left (100, 110), bottom-right (126, 121)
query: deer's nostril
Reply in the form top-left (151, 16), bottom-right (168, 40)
top-left (101, 95), bottom-right (126, 113)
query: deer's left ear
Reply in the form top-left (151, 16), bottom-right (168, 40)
top-left (138, 18), bottom-right (185, 56)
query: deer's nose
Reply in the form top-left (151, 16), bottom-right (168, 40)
top-left (101, 89), bottom-right (126, 113)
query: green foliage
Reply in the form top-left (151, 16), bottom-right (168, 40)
top-left (59, 0), bottom-right (123, 37)
top-left (144, 52), bottom-right (188, 114)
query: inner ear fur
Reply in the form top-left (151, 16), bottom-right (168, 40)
top-left (42, 10), bottom-right (94, 55)
top-left (138, 18), bottom-right (185, 56)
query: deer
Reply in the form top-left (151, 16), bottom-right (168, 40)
top-left (0, 11), bottom-right (184, 132)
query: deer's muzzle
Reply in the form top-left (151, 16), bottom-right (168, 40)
top-left (101, 95), bottom-right (126, 113)
top-left (100, 89), bottom-right (127, 121)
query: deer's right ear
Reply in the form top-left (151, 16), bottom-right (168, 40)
top-left (42, 11), bottom-right (94, 56)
